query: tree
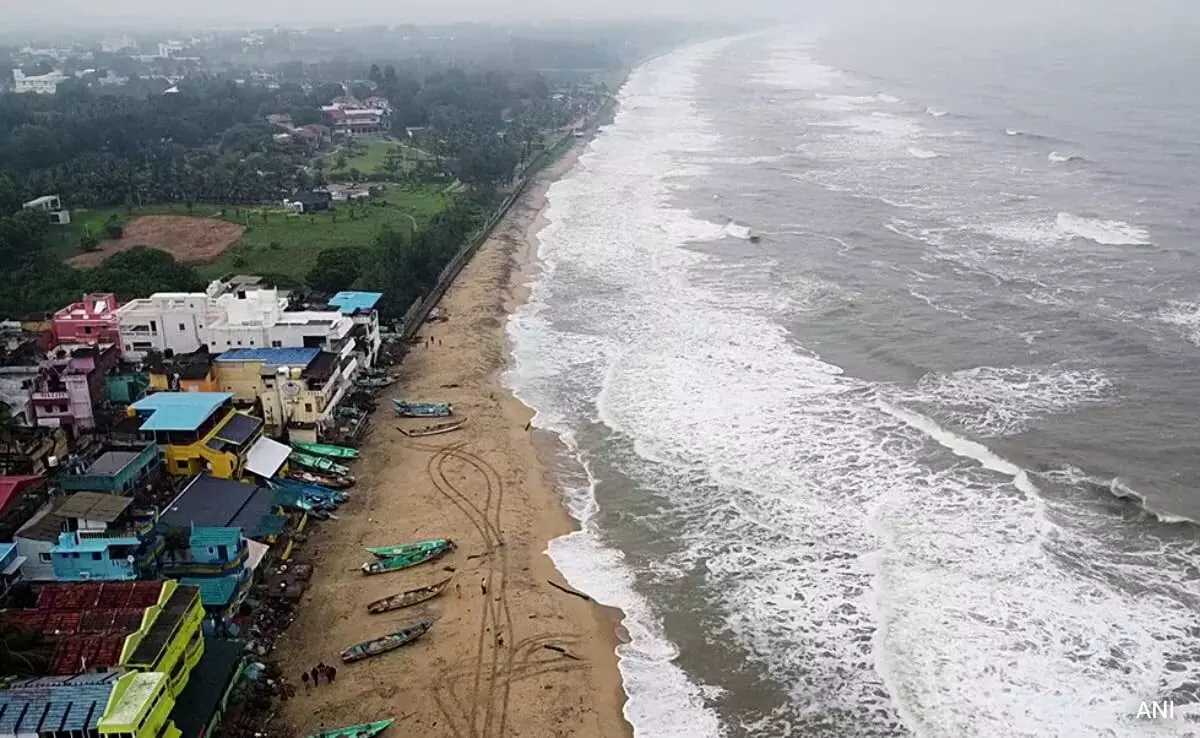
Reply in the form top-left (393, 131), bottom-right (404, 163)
top-left (306, 246), bottom-right (363, 294)
top-left (163, 527), bottom-right (191, 564)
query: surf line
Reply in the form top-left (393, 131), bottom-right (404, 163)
top-left (876, 400), bottom-right (1055, 535)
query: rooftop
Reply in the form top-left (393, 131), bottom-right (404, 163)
top-left (130, 392), bottom-right (232, 431)
top-left (189, 526), bottom-right (241, 549)
top-left (102, 672), bottom-right (165, 727)
top-left (216, 346), bottom-right (320, 367)
top-left (328, 291), bottom-right (383, 315)
top-left (243, 437), bottom-right (290, 479)
top-left (178, 577), bottom-right (240, 608)
top-left (172, 638), bottom-right (243, 738)
top-left (55, 492), bottom-right (133, 523)
top-left (0, 674), bottom-right (121, 734)
top-left (0, 475), bottom-right (44, 514)
top-left (128, 585), bottom-right (198, 666)
top-left (81, 450), bottom-right (144, 477)
top-left (163, 474), bottom-right (278, 536)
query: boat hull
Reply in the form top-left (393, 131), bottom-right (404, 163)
top-left (397, 419), bottom-right (466, 437)
top-left (361, 541), bottom-right (455, 574)
top-left (367, 577), bottom-right (452, 614)
top-left (305, 718), bottom-right (395, 738)
top-left (341, 619), bottom-right (433, 663)
top-left (368, 538), bottom-right (454, 559)
top-left (393, 400), bottom-right (453, 418)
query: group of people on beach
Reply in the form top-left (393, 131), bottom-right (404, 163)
top-left (301, 662), bottom-right (337, 690)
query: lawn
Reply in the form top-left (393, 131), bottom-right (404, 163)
top-left (55, 184), bottom-right (452, 282)
top-left (323, 138), bottom-right (432, 178)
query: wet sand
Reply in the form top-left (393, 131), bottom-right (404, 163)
top-left (276, 145), bottom-right (632, 738)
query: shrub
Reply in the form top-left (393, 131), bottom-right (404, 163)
top-left (80, 234), bottom-right (100, 251)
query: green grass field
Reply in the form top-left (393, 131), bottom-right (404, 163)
top-left (56, 184), bottom-right (451, 281)
top-left (323, 138), bottom-right (432, 178)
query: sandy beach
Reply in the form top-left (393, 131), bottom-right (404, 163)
top-left (276, 144), bottom-right (631, 738)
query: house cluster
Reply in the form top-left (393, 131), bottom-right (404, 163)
top-left (0, 277), bottom-right (393, 738)
top-left (321, 95), bottom-right (392, 138)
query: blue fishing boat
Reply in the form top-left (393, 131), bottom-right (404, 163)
top-left (393, 400), bottom-right (453, 418)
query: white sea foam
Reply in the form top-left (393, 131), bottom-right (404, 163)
top-left (1005, 128), bottom-right (1022, 136)
top-left (511, 33), bottom-right (1200, 738)
top-left (906, 147), bottom-right (941, 159)
top-left (1048, 150), bottom-right (1083, 163)
top-left (911, 365), bottom-right (1115, 437)
top-left (877, 93), bottom-right (901, 103)
top-left (1156, 301), bottom-right (1200, 346)
top-left (722, 221), bottom-right (754, 240)
top-left (1055, 212), bottom-right (1152, 245)
top-left (757, 45), bottom-right (843, 89)
top-left (925, 107), bottom-right (949, 117)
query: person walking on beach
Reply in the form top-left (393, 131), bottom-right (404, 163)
top-left (310, 666), bottom-right (320, 686)
top-left (317, 662), bottom-right (328, 684)
top-left (301, 671), bottom-right (310, 691)
top-left (481, 579), bottom-right (487, 596)
top-left (327, 665), bottom-right (337, 684)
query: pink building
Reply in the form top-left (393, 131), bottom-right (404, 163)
top-left (31, 343), bottom-right (119, 431)
top-left (53, 293), bottom-right (121, 348)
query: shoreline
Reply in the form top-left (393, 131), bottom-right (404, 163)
top-left (275, 137), bottom-right (633, 738)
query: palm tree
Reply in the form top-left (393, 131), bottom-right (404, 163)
top-left (163, 527), bottom-right (191, 566)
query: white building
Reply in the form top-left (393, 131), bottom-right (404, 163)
top-left (116, 278), bottom-right (363, 366)
top-left (13, 69), bottom-right (68, 95)
top-left (157, 40), bottom-right (184, 58)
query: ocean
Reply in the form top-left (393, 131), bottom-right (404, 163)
top-left (507, 22), bottom-right (1200, 738)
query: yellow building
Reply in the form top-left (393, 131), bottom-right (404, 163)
top-left (128, 392), bottom-right (290, 480)
top-left (212, 347), bottom-right (350, 443)
top-left (147, 348), bottom-right (220, 393)
top-left (120, 580), bottom-right (206, 696)
top-left (99, 671), bottom-right (181, 738)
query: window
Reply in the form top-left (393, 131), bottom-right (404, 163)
top-left (39, 552), bottom-right (52, 562)
top-left (150, 320), bottom-right (157, 332)
top-left (236, 340), bottom-right (242, 345)
top-left (226, 341), bottom-right (231, 346)
top-left (92, 552), bottom-right (102, 561)
top-left (83, 326), bottom-right (93, 335)
top-left (305, 403), bottom-right (313, 413)
top-left (271, 340), bottom-right (282, 347)
top-left (179, 323), bottom-right (186, 331)
top-left (176, 460), bottom-right (190, 471)
top-left (249, 339), bottom-right (255, 345)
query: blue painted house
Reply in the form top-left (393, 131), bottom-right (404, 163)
top-left (46, 492), bottom-right (162, 582)
top-left (59, 442), bottom-right (161, 496)
top-left (328, 291), bottom-right (382, 367)
top-left (0, 541), bottom-right (24, 597)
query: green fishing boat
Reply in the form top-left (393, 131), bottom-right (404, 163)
top-left (290, 451), bottom-right (350, 476)
top-left (305, 718), bottom-right (395, 738)
top-left (367, 538), bottom-right (454, 559)
top-left (292, 441), bottom-right (360, 460)
top-left (362, 540), bottom-right (455, 575)
top-left (341, 619), bottom-right (433, 663)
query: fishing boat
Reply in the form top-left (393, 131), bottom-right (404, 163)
top-left (356, 375), bottom-right (398, 389)
top-left (305, 718), bottom-right (395, 738)
top-left (367, 538), bottom-right (454, 559)
top-left (367, 577), bottom-right (452, 614)
top-left (286, 468), bottom-right (355, 489)
top-left (393, 400), bottom-right (453, 418)
top-left (291, 441), bottom-right (360, 460)
top-left (361, 541), bottom-right (455, 575)
top-left (397, 418), bottom-right (466, 438)
top-left (289, 452), bottom-right (351, 477)
top-left (341, 619), bottom-right (433, 663)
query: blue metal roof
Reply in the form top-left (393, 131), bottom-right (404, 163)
top-left (189, 527), bottom-right (241, 548)
top-left (215, 347), bottom-right (319, 365)
top-left (179, 576), bottom-right (240, 607)
top-left (0, 678), bottom-right (118, 733)
top-left (329, 291), bottom-right (383, 314)
top-left (131, 392), bottom-right (233, 432)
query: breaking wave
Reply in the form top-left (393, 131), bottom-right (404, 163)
top-left (906, 147), bottom-right (941, 159)
top-left (1055, 212), bottom-right (1152, 245)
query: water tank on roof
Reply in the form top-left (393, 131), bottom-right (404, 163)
top-left (277, 366), bottom-right (290, 377)
top-left (291, 367), bottom-right (302, 379)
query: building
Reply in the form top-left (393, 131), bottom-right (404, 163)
top-left (0, 673), bottom-right (125, 738)
top-left (13, 69), bottom-right (68, 95)
top-left (212, 347), bottom-right (353, 442)
top-left (283, 190), bottom-right (331, 213)
top-left (0, 473), bottom-right (49, 540)
top-left (127, 392), bottom-right (289, 480)
top-left (117, 278), bottom-right (359, 365)
top-left (22, 193), bottom-right (71, 224)
top-left (60, 442), bottom-right (161, 496)
top-left (328, 291), bottom-right (383, 367)
top-left (157, 40), bottom-right (184, 57)
top-left (46, 492), bottom-right (162, 582)
top-left (321, 100), bottom-right (388, 137)
top-left (31, 343), bottom-right (120, 430)
top-left (147, 347), bottom-right (219, 392)
top-left (53, 293), bottom-right (121, 347)
top-left (0, 541), bottom-right (25, 598)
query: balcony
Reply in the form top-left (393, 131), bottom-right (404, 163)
top-left (32, 390), bottom-right (70, 401)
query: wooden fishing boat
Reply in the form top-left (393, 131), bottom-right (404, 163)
top-left (393, 400), bottom-right (453, 418)
top-left (367, 577), bottom-right (452, 614)
top-left (286, 468), bottom-right (355, 489)
top-left (361, 540), bottom-right (455, 575)
top-left (291, 441), bottom-right (360, 459)
top-left (397, 418), bottom-right (466, 437)
top-left (367, 538), bottom-right (454, 559)
top-left (356, 375), bottom-right (398, 389)
top-left (289, 451), bottom-right (351, 477)
top-left (305, 718), bottom-right (395, 738)
top-left (340, 619), bottom-right (433, 663)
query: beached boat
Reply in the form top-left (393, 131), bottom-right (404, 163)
top-left (341, 619), bottom-right (433, 663)
top-left (393, 400), bottom-right (453, 418)
top-left (367, 577), bottom-right (452, 614)
top-left (397, 418), bottom-right (466, 437)
top-left (361, 541), bottom-right (455, 575)
top-left (289, 452), bottom-right (351, 477)
top-left (285, 468), bottom-right (355, 489)
top-left (305, 718), bottom-right (395, 738)
top-left (356, 375), bottom-right (398, 389)
top-left (291, 441), bottom-right (360, 460)
top-left (367, 538), bottom-right (454, 559)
